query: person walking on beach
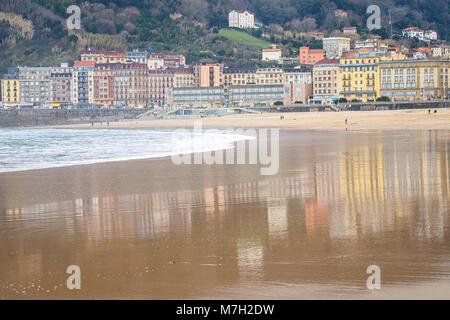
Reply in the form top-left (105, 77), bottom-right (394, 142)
top-left (428, 109), bottom-right (431, 114)
top-left (345, 117), bottom-right (348, 125)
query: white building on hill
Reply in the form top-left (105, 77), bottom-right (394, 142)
top-left (228, 10), bottom-right (255, 29)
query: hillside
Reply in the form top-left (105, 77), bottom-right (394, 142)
top-left (0, 0), bottom-right (448, 73)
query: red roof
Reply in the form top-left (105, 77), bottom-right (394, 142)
top-left (74, 61), bottom-right (96, 67)
top-left (343, 27), bottom-right (356, 30)
top-left (315, 59), bottom-right (340, 65)
top-left (262, 48), bottom-right (281, 52)
top-left (403, 27), bottom-right (423, 32)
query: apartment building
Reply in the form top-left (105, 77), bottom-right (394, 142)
top-left (148, 69), bottom-right (174, 107)
top-left (1, 68), bottom-right (20, 105)
top-left (313, 59), bottom-right (340, 104)
top-left (81, 49), bottom-right (126, 64)
top-left (379, 59), bottom-right (450, 101)
top-left (18, 67), bottom-right (51, 106)
top-left (223, 67), bottom-right (258, 86)
top-left (172, 86), bottom-right (224, 107)
top-left (323, 37), bottom-right (351, 59)
top-left (338, 52), bottom-right (381, 102)
top-left (112, 63), bottom-right (149, 107)
top-left (283, 68), bottom-right (313, 104)
top-left (93, 64), bottom-right (115, 106)
top-left (72, 61), bottom-right (95, 105)
top-left (254, 68), bottom-right (284, 85)
top-left (193, 63), bottom-right (224, 87)
top-left (299, 47), bottom-right (325, 65)
top-left (50, 64), bottom-right (73, 105)
top-left (169, 67), bottom-right (195, 88)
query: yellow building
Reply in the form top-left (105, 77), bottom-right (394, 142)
top-left (193, 63), bottom-right (223, 87)
top-left (379, 59), bottom-right (450, 101)
top-left (338, 53), bottom-right (381, 102)
top-left (1, 73), bottom-right (20, 105)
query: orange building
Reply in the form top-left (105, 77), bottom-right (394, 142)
top-left (299, 47), bottom-right (325, 65)
top-left (93, 64), bottom-right (115, 106)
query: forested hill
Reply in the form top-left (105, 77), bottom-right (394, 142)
top-left (0, 0), bottom-right (448, 73)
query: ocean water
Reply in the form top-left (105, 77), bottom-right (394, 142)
top-left (0, 128), bottom-right (252, 173)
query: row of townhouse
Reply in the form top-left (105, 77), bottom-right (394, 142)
top-left (2, 49), bottom-right (449, 107)
top-left (311, 51), bottom-right (450, 103)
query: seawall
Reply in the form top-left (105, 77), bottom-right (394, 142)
top-left (0, 109), bottom-right (147, 128)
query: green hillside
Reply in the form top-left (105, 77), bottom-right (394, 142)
top-left (218, 29), bottom-right (271, 49)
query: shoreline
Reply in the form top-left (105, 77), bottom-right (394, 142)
top-left (37, 108), bottom-right (450, 131)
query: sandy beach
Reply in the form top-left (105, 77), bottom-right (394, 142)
top-left (43, 108), bottom-right (450, 130)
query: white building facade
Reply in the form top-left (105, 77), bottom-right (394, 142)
top-left (228, 10), bottom-right (255, 29)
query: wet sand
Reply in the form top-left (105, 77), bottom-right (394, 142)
top-left (0, 128), bottom-right (449, 299)
top-left (45, 108), bottom-right (450, 130)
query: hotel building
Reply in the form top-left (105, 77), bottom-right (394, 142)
top-left (313, 59), bottom-right (340, 104)
top-left (338, 52), bottom-right (381, 102)
top-left (379, 59), bottom-right (450, 101)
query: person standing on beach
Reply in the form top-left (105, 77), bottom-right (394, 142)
top-left (345, 118), bottom-right (348, 125)
top-left (428, 109), bottom-right (431, 114)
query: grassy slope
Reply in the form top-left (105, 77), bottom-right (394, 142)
top-left (218, 28), bottom-right (271, 49)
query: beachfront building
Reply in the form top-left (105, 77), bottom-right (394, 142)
top-left (299, 47), bottom-right (325, 65)
top-left (313, 59), bottom-right (340, 104)
top-left (323, 37), bottom-right (351, 59)
top-left (223, 67), bottom-right (258, 86)
top-left (148, 69), bottom-right (174, 107)
top-left (93, 64), bottom-right (115, 106)
top-left (172, 86), bottom-right (224, 108)
top-left (112, 63), bottom-right (149, 107)
top-left (379, 59), bottom-right (450, 101)
top-left (72, 61), bottom-right (95, 106)
top-left (227, 85), bottom-right (284, 106)
top-left (254, 68), bottom-right (284, 85)
top-left (18, 67), bottom-right (51, 106)
top-left (262, 48), bottom-right (282, 62)
top-left (170, 66), bottom-right (195, 88)
top-left (193, 63), bottom-right (224, 87)
top-left (1, 68), bottom-right (20, 106)
top-left (50, 64), bottom-right (73, 106)
top-left (172, 84), bottom-right (284, 107)
top-left (228, 10), bottom-right (255, 29)
top-left (283, 68), bottom-right (313, 105)
top-left (338, 52), bottom-right (381, 102)
top-left (81, 49), bottom-right (127, 64)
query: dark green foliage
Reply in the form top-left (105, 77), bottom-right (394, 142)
top-left (376, 96), bottom-right (391, 102)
